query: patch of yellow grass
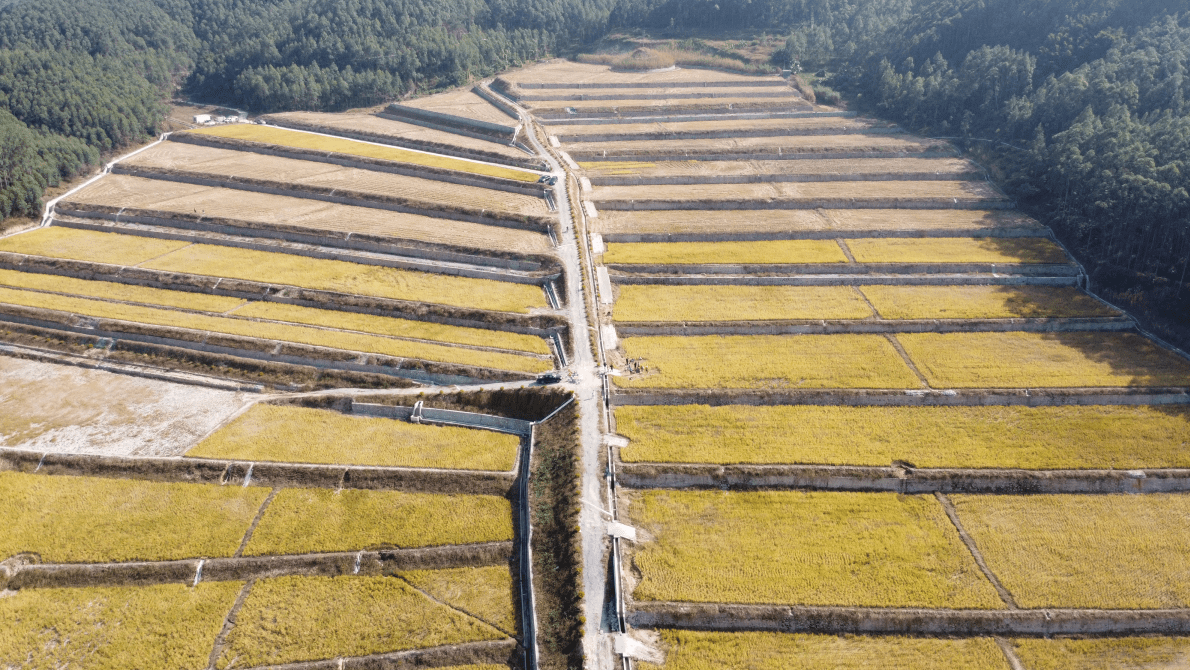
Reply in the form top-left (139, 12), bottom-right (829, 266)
top-left (615, 404), bottom-right (1190, 469)
top-left (578, 161), bottom-right (658, 175)
top-left (235, 300), bottom-right (549, 354)
top-left (188, 404), bottom-right (518, 471)
top-left (602, 240), bottom-right (848, 265)
top-left (846, 237), bottom-right (1068, 264)
top-left (0, 226), bottom-right (189, 266)
top-left (0, 471), bottom-right (266, 563)
top-left (218, 575), bottom-right (506, 668)
top-left (614, 335), bottom-right (920, 389)
top-left (614, 285), bottom-right (873, 322)
top-left (0, 285), bottom-right (550, 373)
top-left (401, 566), bottom-right (517, 634)
top-left (245, 488), bottom-right (513, 555)
top-left (642, 630), bottom-right (1010, 670)
top-left (189, 125), bottom-right (539, 182)
top-left (1, 227), bottom-right (546, 313)
top-left (861, 286), bottom-right (1119, 320)
top-left (0, 268), bottom-right (245, 313)
top-left (624, 489), bottom-right (1002, 608)
top-left (951, 494), bottom-right (1190, 609)
top-left (897, 332), bottom-right (1190, 388)
top-left (0, 582), bottom-right (241, 670)
top-left (1012, 637), bottom-right (1190, 670)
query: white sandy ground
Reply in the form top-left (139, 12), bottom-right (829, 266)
top-left (0, 357), bottom-right (250, 457)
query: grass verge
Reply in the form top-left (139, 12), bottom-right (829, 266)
top-left (0, 582), bottom-right (241, 670)
top-left (846, 237), bottom-right (1068, 264)
top-left (188, 403), bottom-right (519, 471)
top-left (614, 404), bottom-right (1190, 469)
top-left (623, 489), bottom-right (1002, 608)
top-left (897, 332), bottom-right (1190, 388)
top-left (614, 285), bottom-right (872, 322)
top-left (603, 240), bottom-right (847, 265)
top-left (401, 566), bottom-right (518, 634)
top-left (187, 125), bottom-right (539, 182)
top-left (0, 471), bottom-right (266, 563)
top-left (614, 334), bottom-right (920, 389)
top-left (642, 630), bottom-right (1010, 670)
top-left (218, 575), bottom-right (506, 668)
top-left (861, 285), bottom-right (1119, 320)
top-left (245, 488), bottom-right (513, 555)
top-left (951, 494), bottom-right (1190, 609)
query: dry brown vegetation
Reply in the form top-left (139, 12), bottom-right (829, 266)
top-left (500, 59), bottom-right (776, 86)
top-left (399, 88), bottom-right (518, 126)
top-left (569, 134), bottom-right (942, 155)
top-left (595, 209), bottom-right (1041, 236)
top-left (593, 180), bottom-right (1002, 203)
top-left (580, 157), bottom-right (976, 179)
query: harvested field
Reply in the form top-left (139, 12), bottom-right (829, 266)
top-left (0, 582), bottom-right (240, 670)
top-left (897, 332), bottom-right (1190, 388)
top-left (568, 134), bottom-right (944, 156)
top-left (622, 489), bottom-right (1002, 608)
top-left (0, 471), bottom-right (266, 563)
top-left (951, 494), bottom-right (1190, 609)
top-left (219, 575), bottom-right (507, 668)
top-left (643, 630), bottom-right (1010, 670)
top-left (244, 488), bottom-right (513, 555)
top-left (399, 88), bottom-right (517, 126)
top-left (187, 124), bottom-right (537, 182)
top-left (0, 285), bottom-right (553, 373)
top-left (188, 403), bottom-right (519, 471)
top-left (613, 285), bottom-right (873, 322)
top-left (0, 356), bottom-right (246, 458)
top-left (232, 301), bottom-right (550, 354)
top-left (556, 117), bottom-right (883, 138)
top-left (522, 85), bottom-right (795, 101)
top-left (596, 209), bottom-right (1042, 236)
top-left (847, 237), bottom-right (1068, 264)
top-left (0, 224), bottom-right (190, 266)
top-left (592, 180), bottom-right (1002, 203)
top-left (65, 174), bottom-right (552, 255)
top-left (124, 142), bottom-right (552, 219)
top-left (401, 566), bottom-right (518, 634)
top-left (0, 267), bottom-right (245, 313)
top-left (614, 334), bottom-right (921, 389)
top-left (861, 286), bottom-right (1120, 320)
top-left (615, 404), bottom-right (1190, 469)
top-left (1012, 637), bottom-right (1190, 669)
top-left (579, 157), bottom-right (977, 180)
top-left (2, 228), bottom-right (547, 314)
top-left (499, 60), bottom-right (779, 86)
top-left (528, 95), bottom-right (798, 111)
top-left (602, 240), bottom-right (847, 265)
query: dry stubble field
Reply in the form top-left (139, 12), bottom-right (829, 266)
top-left (398, 87), bottom-right (519, 126)
top-left (579, 157), bottom-right (976, 179)
top-left (603, 240), bottom-right (847, 265)
top-left (567, 134), bottom-right (943, 156)
top-left (595, 208), bottom-right (1043, 236)
top-left (593, 180), bottom-right (1001, 203)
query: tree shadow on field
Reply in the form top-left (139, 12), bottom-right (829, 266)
top-left (973, 236), bottom-right (1071, 264)
top-left (1031, 330), bottom-right (1190, 389)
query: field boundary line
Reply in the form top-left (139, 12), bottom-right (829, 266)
top-left (935, 492), bottom-right (1019, 609)
top-left (207, 577), bottom-right (255, 670)
top-left (995, 637), bottom-right (1027, 670)
top-left (835, 238), bottom-right (858, 263)
top-left (393, 572), bottom-right (517, 638)
top-left (218, 638), bottom-right (518, 670)
top-left (236, 488), bottom-right (279, 557)
top-left (884, 334), bottom-right (930, 388)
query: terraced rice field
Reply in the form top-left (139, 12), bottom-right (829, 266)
top-left (0, 583), bottom-right (241, 669)
top-left (501, 60), bottom-right (774, 86)
top-left (579, 157), bottom-right (977, 179)
top-left (265, 111), bottom-right (532, 162)
top-left (615, 404), bottom-right (1190, 469)
top-left (603, 240), bottom-right (848, 265)
top-left (218, 575), bottom-right (508, 667)
top-left (593, 180), bottom-right (1003, 203)
top-left (0, 267), bottom-right (245, 313)
top-left (0, 471), bottom-right (268, 563)
top-left (188, 403), bottom-right (520, 471)
top-left (623, 489), bottom-right (1002, 608)
top-left (861, 286), bottom-right (1119, 319)
top-left (0, 228), bottom-right (548, 313)
top-left (951, 494), bottom-right (1190, 609)
top-left (567, 134), bottom-right (944, 155)
top-left (523, 85), bottom-right (796, 100)
top-left (187, 124), bottom-right (538, 181)
top-left (556, 116), bottom-right (877, 138)
top-left (401, 566), bottom-right (518, 634)
top-left (595, 208), bottom-right (1043, 236)
top-left (0, 284), bottom-right (553, 373)
top-left (847, 237), bottom-right (1068, 264)
top-left (529, 95), bottom-right (798, 111)
top-left (614, 285), bottom-right (874, 322)
top-left (642, 631), bottom-right (1011, 670)
top-left (1011, 637), bottom-right (1190, 669)
top-left (244, 488), bottom-right (512, 554)
top-left (615, 334), bottom-right (921, 389)
top-left (65, 175), bottom-right (552, 255)
top-left (399, 88), bottom-right (518, 126)
top-left (125, 142), bottom-right (552, 219)
top-left (897, 332), bottom-right (1190, 388)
